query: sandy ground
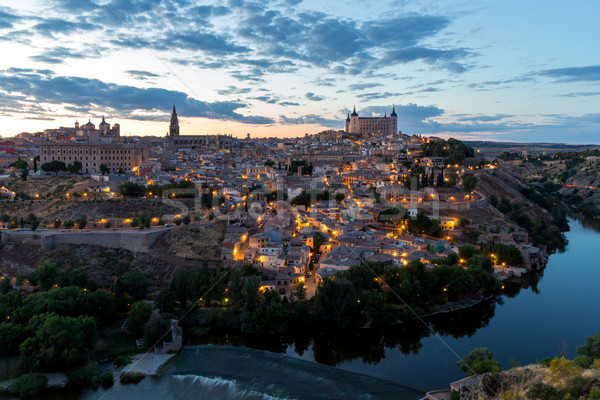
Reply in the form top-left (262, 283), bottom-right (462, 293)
top-left (123, 353), bottom-right (176, 375)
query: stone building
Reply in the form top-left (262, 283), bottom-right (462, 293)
top-left (39, 139), bottom-right (148, 174)
top-left (164, 106), bottom-right (234, 152)
top-left (43, 117), bottom-right (120, 141)
top-left (345, 106), bottom-right (398, 136)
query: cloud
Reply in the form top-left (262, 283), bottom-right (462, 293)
top-left (0, 69), bottom-right (274, 124)
top-left (455, 114), bottom-right (514, 122)
top-left (348, 82), bottom-right (382, 91)
top-left (279, 114), bottom-right (340, 126)
top-left (30, 46), bottom-right (104, 64)
top-left (0, 8), bottom-right (21, 29)
top-left (357, 91), bottom-right (402, 100)
top-left (125, 70), bottom-right (160, 80)
top-left (538, 65), bottom-right (600, 82)
top-left (363, 14), bottom-right (450, 47)
top-left (305, 92), bottom-right (325, 101)
top-left (31, 18), bottom-right (97, 37)
top-left (559, 92), bottom-right (600, 97)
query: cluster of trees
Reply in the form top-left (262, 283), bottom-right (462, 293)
top-left (0, 261), bottom-right (154, 395)
top-left (290, 189), bottom-right (331, 207)
top-left (41, 160), bottom-right (82, 175)
top-left (0, 213), bottom-right (40, 230)
top-left (153, 255), bottom-right (497, 335)
top-left (118, 180), bottom-right (196, 198)
top-left (491, 243), bottom-right (523, 265)
top-left (286, 160), bottom-right (313, 176)
top-left (420, 138), bottom-right (475, 164)
top-left (10, 159), bottom-right (29, 181)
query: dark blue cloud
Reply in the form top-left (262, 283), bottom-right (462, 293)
top-left (538, 65), bottom-right (600, 82)
top-left (0, 69), bottom-right (274, 125)
top-left (348, 82), bottom-right (382, 91)
top-left (357, 92), bottom-right (402, 100)
top-left (30, 46), bottom-right (103, 64)
top-left (126, 70), bottom-right (160, 80)
top-left (159, 32), bottom-right (250, 55)
top-left (32, 18), bottom-right (97, 37)
top-left (363, 14), bottom-right (450, 47)
top-left (305, 92), bottom-right (325, 101)
top-left (0, 8), bottom-right (21, 29)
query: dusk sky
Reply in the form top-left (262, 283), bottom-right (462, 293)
top-left (0, 0), bottom-right (599, 143)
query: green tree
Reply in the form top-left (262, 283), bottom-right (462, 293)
top-left (182, 214), bottom-right (191, 225)
top-left (19, 313), bottom-right (96, 371)
top-left (99, 164), bottom-right (110, 175)
top-left (76, 216), bottom-right (87, 230)
top-left (492, 243), bottom-right (523, 265)
top-left (63, 220), bottom-right (74, 229)
top-left (68, 160), bottom-right (83, 173)
top-left (0, 322), bottom-right (26, 356)
top-left (144, 315), bottom-right (172, 349)
top-left (291, 281), bottom-right (307, 302)
top-left (11, 159), bottom-right (28, 170)
top-left (335, 192), bottom-right (346, 204)
top-left (462, 173), bottom-right (478, 193)
top-left (577, 331), bottom-right (600, 359)
top-left (459, 244), bottom-right (477, 260)
top-left (32, 262), bottom-right (59, 291)
top-left (128, 301), bottom-right (152, 336)
top-left (138, 213), bottom-right (151, 229)
top-left (457, 348), bottom-right (502, 376)
top-left (9, 374), bottom-right (48, 398)
top-left (53, 219), bottom-right (62, 228)
top-left (118, 271), bottom-right (148, 301)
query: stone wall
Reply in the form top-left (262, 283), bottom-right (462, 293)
top-left (1, 228), bottom-right (170, 253)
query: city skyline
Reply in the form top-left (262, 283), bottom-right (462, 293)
top-left (0, 0), bottom-right (599, 143)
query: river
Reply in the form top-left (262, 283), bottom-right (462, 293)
top-left (74, 218), bottom-right (600, 399)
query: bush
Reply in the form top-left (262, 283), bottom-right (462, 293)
top-left (114, 355), bottom-right (131, 367)
top-left (577, 332), bottom-right (600, 359)
top-left (549, 357), bottom-right (582, 383)
top-left (100, 371), bottom-right (114, 388)
top-left (573, 355), bottom-right (592, 369)
top-left (68, 363), bottom-right (100, 388)
top-left (119, 372), bottom-right (145, 384)
top-left (457, 348), bottom-right (502, 376)
top-left (537, 357), bottom-right (552, 367)
top-left (526, 382), bottom-right (558, 400)
top-left (10, 374), bottom-right (48, 398)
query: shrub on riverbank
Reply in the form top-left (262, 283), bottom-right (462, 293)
top-left (10, 374), bottom-right (48, 398)
top-left (120, 372), bottom-right (145, 384)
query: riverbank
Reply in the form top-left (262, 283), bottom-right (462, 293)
top-left (122, 353), bottom-right (177, 375)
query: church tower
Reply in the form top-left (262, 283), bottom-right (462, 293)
top-left (390, 105), bottom-right (398, 135)
top-left (169, 105), bottom-right (180, 137)
top-left (349, 106), bottom-right (359, 134)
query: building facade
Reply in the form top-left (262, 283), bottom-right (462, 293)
top-left (39, 141), bottom-right (148, 174)
top-left (164, 106), bottom-right (234, 152)
top-left (345, 106), bottom-right (398, 136)
top-left (43, 117), bottom-right (120, 141)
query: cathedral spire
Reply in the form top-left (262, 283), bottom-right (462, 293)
top-left (169, 105), bottom-right (179, 137)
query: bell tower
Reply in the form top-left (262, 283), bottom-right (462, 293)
top-left (169, 105), bottom-right (180, 137)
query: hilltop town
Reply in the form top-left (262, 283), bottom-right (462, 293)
top-left (0, 107), bottom-right (564, 292)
